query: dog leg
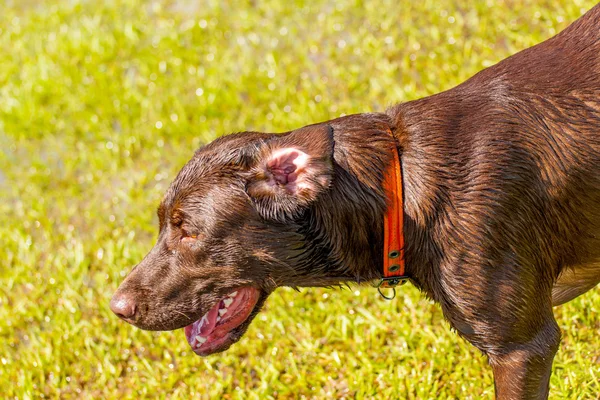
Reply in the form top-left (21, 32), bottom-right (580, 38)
top-left (487, 318), bottom-right (561, 400)
top-left (440, 266), bottom-right (561, 399)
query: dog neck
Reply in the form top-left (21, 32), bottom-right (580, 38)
top-left (290, 113), bottom-right (410, 285)
top-left (291, 107), bottom-right (453, 296)
top-left (386, 97), bottom-right (470, 298)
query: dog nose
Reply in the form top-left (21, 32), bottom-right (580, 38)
top-left (110, 292), bottom-right (138, 321)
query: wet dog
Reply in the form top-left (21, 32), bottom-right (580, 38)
top-left (111, 5), bottom-right (600, 399)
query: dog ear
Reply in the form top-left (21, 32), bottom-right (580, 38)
top-left (246, 123), bottom-right (334, 221)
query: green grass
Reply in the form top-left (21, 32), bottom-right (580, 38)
top-left (1, 0), bottom-right (599, 398)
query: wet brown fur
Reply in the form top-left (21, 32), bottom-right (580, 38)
top-left (112, 5), bottom-right (600, 399)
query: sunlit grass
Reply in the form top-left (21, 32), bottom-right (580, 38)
top-left (1, 0), bottom-right (598, 398)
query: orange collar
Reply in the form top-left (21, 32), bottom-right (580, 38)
top-left (376, 139), bottom-right (409, 299)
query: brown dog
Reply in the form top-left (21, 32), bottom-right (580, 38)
top-left (111, 5), bottom-right (600, 399)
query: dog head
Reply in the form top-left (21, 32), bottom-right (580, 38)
top-left (110, 113), bottom-right (394, 356)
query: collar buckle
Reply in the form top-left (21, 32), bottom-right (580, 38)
top-left (374, 276), bottom-right (409, 300)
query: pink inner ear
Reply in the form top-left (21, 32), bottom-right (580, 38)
top-left (267, 148), bottom-right (309, 186)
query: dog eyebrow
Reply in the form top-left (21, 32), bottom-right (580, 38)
top-left (170, 207), bottom-right (184, 227)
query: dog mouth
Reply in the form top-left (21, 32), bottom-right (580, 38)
top-left (184, 286), bottom-right (261, 356)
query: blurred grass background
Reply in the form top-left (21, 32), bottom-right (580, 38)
top-left (1, 0), bottom-right (599, 398)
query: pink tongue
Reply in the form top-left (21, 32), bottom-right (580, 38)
top-left (199, 301), bottom-right (220, 336)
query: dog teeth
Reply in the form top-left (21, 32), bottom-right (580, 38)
top-left (228, 291), bottom-right (237, 298)
top-left (195, 336), bottom-right (207, 345)
top-left (218, 308), bottom-right (228, 316)
top-left (217, 316), bottom-right (221, 322)
top-left (223, 298), bottom-right (234, 308)
top-left (199, 315), bottom-right (208, 328)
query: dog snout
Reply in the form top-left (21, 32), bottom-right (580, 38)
top-left (110, 291), bottom-right (138, 322)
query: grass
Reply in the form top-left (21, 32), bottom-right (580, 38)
top-left (1, 0), bottom-right (599, 398)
